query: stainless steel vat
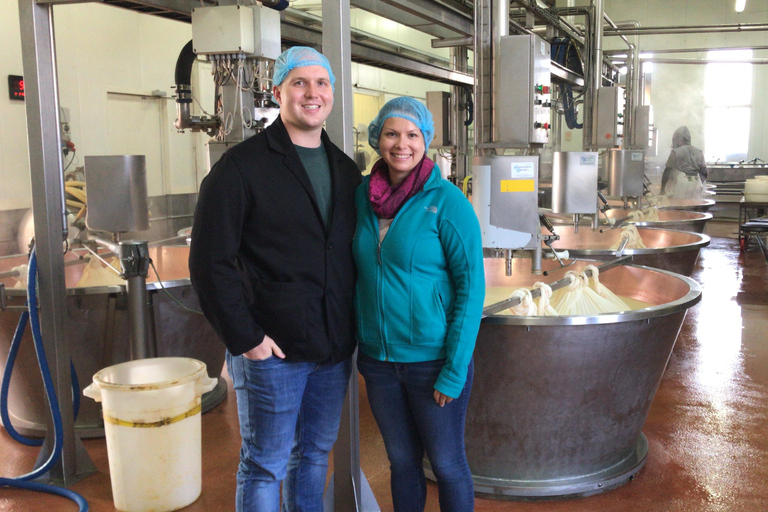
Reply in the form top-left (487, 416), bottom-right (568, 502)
top-left (546, 209), bottom-right (712, 234)
top-left (0, 245), bottom-right (226, 438)
top-left (464, 258), bottom-right (701, 499)
top-left (549, 226), bottom-right (710, 276)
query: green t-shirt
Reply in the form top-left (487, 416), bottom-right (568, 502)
top-left (295, 144), bottom-right (332, 230)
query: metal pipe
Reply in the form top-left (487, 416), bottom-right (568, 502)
top-left (474, 0), bottom-right (493, 149)
top-left (588, 0), bottom-right (605, 151)
top-left (432, 36), bottom-right (473, 48)
top-left (606, 44), bottom-right (768, 54)
top-left (645, 58), bottom-right (768, 65)
top-left (604, 22), bottom-right (768, 36)
top-left (492, 0), bottom-right (510, 143)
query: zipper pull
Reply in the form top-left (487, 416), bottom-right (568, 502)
top-left (377, 243), bottom-right (382, 265)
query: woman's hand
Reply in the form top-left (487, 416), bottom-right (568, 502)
top-left (243, 335), bottom-right (286, 361)
top-left (433, 389), bottom-right (453, 407)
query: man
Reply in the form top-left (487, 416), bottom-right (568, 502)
top-left (660, 125), bottom-right (708, 198)
top-left (189, 46), bottom-right (361, 512)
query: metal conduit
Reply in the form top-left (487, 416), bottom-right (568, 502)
top-left (604, 22), bottom-right (768, 36)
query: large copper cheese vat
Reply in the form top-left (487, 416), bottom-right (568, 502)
top-left (460, 258), bottom-right (701, 499)
top-left (0, 245), bottom-right (225, 438)
top-left (548, 226), bottom-right (710, 276)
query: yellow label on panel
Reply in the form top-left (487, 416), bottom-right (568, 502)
top-left (500, 180), bottom-right (535, 192)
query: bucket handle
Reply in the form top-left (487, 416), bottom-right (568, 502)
top-left (198, 375), bottom-right (217, 395)
top-left (83, 382), bottom-right (102, 402)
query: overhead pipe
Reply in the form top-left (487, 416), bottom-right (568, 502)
top-left (604, 22), bottom-right (768, 36)
top-left (605, 44), bottom-right (768, 54)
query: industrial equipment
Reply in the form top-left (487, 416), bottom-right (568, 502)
top-left (175, 3), bottom-right (282, 168)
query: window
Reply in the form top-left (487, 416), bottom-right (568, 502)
top-left (704, 50), bottom-right (752, 162)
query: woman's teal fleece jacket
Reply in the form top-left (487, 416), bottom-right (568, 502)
top-left (353, 165), bottom-right (485, 398)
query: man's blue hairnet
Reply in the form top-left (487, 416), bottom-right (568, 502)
top-left (272, 46), bottom-right (335, 95)
top-left (368, 97), bottom-right (435, 153)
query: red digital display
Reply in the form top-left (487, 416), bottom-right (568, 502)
top-left (9, 75), bottom-right (25, 101)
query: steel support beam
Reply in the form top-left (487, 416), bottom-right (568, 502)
top-left (352, 0), bottom-right (473, 38)
top-left (18, 0), bottom-right (96, 486)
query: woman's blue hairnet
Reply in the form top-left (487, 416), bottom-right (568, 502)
top-left (368, 97), bottom-right (435, 153)
top-left (273, 46), bottom-right (335, 94)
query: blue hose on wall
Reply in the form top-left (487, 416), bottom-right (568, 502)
top-left (0, 247), bottom-right (89, 511)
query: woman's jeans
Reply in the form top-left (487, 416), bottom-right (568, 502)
top-left (226, 352), bottom-right (352, 512)
top-left (357, 353), bottom-right (475, 512)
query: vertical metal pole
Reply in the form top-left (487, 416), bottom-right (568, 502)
top-left (474, 0), bottom-right (492, 151)
top-left (18, 0), bottom-right (95, 485)
top-left (452, 46), bottom-right (470, 181)
top-left (587, 0), bottom-right (605, 151)
top-left (322, 3), bottom-right (377, 512)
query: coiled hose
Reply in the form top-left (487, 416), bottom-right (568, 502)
top-left (0, 247), bottom-right (89, 511)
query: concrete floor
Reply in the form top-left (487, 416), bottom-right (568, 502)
top-left (1, 219), bottom-right (767, 512)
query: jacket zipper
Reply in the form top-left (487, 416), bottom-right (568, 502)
top-left (372, 207), bottom-right (389, 361)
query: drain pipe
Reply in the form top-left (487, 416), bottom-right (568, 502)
top-left (173, 40), bottom-right (195, 131)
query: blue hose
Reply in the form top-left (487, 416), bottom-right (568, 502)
top-left (0, 247), bottom-right (89, 511)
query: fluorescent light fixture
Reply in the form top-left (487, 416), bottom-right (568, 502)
top-left (735, 0), bottom-right (746, 12)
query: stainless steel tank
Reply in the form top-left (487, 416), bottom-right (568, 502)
top-left (0, 245), bottom-right (226, 438)
top-left (464, 258), bottom-right (701, 499)
top-left (549, 226), bottom-right (710, 276)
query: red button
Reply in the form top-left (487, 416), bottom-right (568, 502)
top-left (605, 133), bottom-right (612, 139)
top-left (542, 85), bottom-right (550, 94)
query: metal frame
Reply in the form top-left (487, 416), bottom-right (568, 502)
top-left (18, 0), bottom-right (96, 485)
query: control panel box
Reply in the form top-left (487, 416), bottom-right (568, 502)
top-left (595, 87), bottom-right (624, 148)
top-left (497, 34), bottom-right (552, 146)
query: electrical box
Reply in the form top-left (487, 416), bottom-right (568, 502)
top-left (497, 34), bottom-right (552, 146)
top-left (595, 87), bottom-right (623, 148)
top-left (472, 155), bottom-right (540, 250)
top-left (192, 6), bottom-right (255, 55)
top-left (427, 91), bottom-right (451, 147)
top-left (250, 4), bottom-right (281, 60)
top-left (192, 5), bottom-right (280, 58)
top-left (630, 105), bottom-right (652, 150)
top-left (551, 152), bottom-right (598, 215)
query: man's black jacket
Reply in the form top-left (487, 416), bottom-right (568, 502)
top-left (189, 116), bottom-right (362, 363)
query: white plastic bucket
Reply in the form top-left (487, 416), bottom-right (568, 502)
top-left (745, 179), bottom-right (768, 202)
top-left (84, 357), bottom-right (217, 512)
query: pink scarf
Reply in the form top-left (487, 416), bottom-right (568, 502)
top-left (368, 155), bottom-right (434, 219)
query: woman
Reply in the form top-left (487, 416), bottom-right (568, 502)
top-left (353, 96), bottom-right (485, 512)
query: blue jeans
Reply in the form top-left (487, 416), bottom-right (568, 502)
top-left (226, 352), bottom-right (352, 512)
top-left (357, 353), bottom-right (475, 512)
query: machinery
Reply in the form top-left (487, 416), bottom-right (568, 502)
top-left (174, 2), bottom-right (284, 168)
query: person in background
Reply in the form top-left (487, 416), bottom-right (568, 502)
top-left (660, 125), bottom-right (708, 198)
top-left (352, 96), bottom-right (485, 512)
top-left (188, 47), bottom-right (361, 512)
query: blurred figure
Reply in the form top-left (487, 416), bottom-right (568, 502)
top-left (660, 126), bottom-right (708, 198)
